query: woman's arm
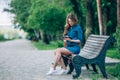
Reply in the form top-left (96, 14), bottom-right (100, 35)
top-left (68, 39), bottom-right (80, 43)
top-left (64, 37), bottom-right (80, 43)
top-left (67, 26), bottom-right (83, 43)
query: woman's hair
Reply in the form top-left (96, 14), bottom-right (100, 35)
top-left (63, 13), bottom-right (78, 36)
top-left (63, 23), bottom-right (70, 36)
top-left (67, 13), bottom-right (78, 23)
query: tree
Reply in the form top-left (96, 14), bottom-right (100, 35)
top-left (10, 0), bottom-right (31, 31)
top-left (85, 0), bottom-right (94, 39)
top-left (117, 0), bottom-right (120, 26)
top-left (96, 0), bottom-right (103, 35)
top-left (27, 0), bottom-right (66, 44)
top-left (8, 0), bottom-right (118, 44)
top-left (114, 0), bottom-right (120, 54)
top-left (102, 0), bottom-right (108, 35)
top-left (70, 0), bottom-right (82, 24)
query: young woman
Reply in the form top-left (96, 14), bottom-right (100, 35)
top-left (47, 13), bottom-right (83, 75)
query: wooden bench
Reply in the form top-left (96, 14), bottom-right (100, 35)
top-left (72, 34), bottom-right (111, 79)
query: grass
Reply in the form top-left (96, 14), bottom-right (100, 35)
top-left (106, 48), bottom-right (120, 80)
top-left (31, 40), bottom-right (63, 50)
top-left (107, 63), bottom-right (120, 80)
top-left (106, 48), bottom-right (120, 59)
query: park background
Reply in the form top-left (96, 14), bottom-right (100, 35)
top-left (0, 0), bottom-right (120, 79)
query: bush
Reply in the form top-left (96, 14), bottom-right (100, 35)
top-left (31, 40), bottom-right (59, 50)
top-left (107, 63), bottom-right (120, 80)
top-left (57, 40), bottom-right (64, 47)
top-left (0, 34), bottom-right (5, 41)
top-left (114, 27), bottom-right (120, 54)
top-left (106, 48), bottom-right (120, 59)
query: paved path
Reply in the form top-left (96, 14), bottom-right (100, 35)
top-left (0, 39), bottom-right (119, 80)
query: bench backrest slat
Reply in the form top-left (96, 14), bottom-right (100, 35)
top-left (79, 34), bottom-right (110, 59)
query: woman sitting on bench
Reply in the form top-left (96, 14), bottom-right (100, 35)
top-left (46, 12), bottom-right (83, 75)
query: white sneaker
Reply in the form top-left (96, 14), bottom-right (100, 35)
top-left (59, 69), bottom-right (68, 75)
top-left (46, 68), bottom-right (57, 75)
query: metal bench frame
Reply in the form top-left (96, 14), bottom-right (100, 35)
top-left (72, 34), bottom-right (111, 79)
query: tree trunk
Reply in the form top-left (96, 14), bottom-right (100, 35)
top-left (43, 31), bottom-right (50, 44)
top-left (117, 0), bottom-right (120, 27)
top-left (85, 0), bottom-right (93, 39)
top-left (40, 30), bottom-right (50, 44)
top-left (102, 8), bottom-right (107, 35)
top-left (114, 0), bottom-right (120, 54)
top-left (70, 0), bottom-right (83, 25)
top-left (34, 29), bottom-right (40, 41)
top-left (96, 0), bottom-right (103, 35)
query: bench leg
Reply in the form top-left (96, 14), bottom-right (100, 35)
top-left (85, 64), bottom-right (98, 73)
top-left (62, 56), bottom-right (68, 67)
top-left (85, 64), bottom-right (89, 69)
top-left (72, 64), bottom-right (81, 79)
top-left (62, 56), bottom-right (74, 74)
top-left (98, 62), bottom-right (108, 78)
top-left (72, 56), bottom-right (82, 79)
top-left (67, 62), bottom-right (74, 74)
top-left (91, 64), bottom-right (98, 73)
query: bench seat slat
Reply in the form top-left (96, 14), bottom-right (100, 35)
top-left (84, 44), bottom-right (103, 49)
top-left (83, 46), bottom-right (103, 53)
top-left (80, 52), bottom-right (96, 59)
top-left (84, 42), bottom-right (104, 47)
top-left (78, 35), bottom-right (109, 59)
top-left (86, 39), bottom-right (106, 44)
top-left (88, 37), bottom-right (109, 40)
top-left (90, 35), bottom-right (109, 38)
top-left (80, 49), bottom-right (101, 59)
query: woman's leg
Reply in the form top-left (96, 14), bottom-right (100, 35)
top-left (59, 58), bottom-right (66, 69)
top-left (53, 47), bottom-right (72, 70)
top-left (47, 47), bottom-right (72, 75)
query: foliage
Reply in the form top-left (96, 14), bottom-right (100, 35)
top-left (9, 0), bottom-right (118, 46)
top-left (107, 63), bottom-right (120, 80)
top-left (31, 39), bottom-right (64, 50)
top-left (57, 40), bottom-right (64, 47)
top-left (54, 0), bottom-right (73, 13)
top-left (10, 0), bottom-right (31, 31)
top-left (0, 34), bottom-right (13, 42)
top-left (31, 40), bottom-right (59, 50)
top-left (106, 0), bottom-right (117, 35)
top-left (9, 0), bottom-right (117, 35)
top-left (0, 34), bottom-right (5, 41)
top-left (106, 47), bottom-right (120, 79)
top-left (106, 48), bottom-right (120, 59)
top-left (27, 0), bottom-right (66, 34)
top-left (113, 27), bottom-right (120, 54)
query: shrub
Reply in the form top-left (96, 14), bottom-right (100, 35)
top-left (114, 27), bottom-right (120, 54)
top-left (57, 40), bottom-right (64, 47)
top-left (106, 48), bottom-right (120, 59)
top-left (107, 63), bottom-right (120, 80)
top-left (0, 34), bottom-right (5, 41)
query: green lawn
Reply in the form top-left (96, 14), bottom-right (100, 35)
top-left (106, 48), bottom-right (120, 59)
top-left (31, 40), bottom-right (63, 50)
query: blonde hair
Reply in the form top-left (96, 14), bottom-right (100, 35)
top-left (63, 13), bottom-right (78, 36)
top-left (67, 13), bottom-right (78, 23)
